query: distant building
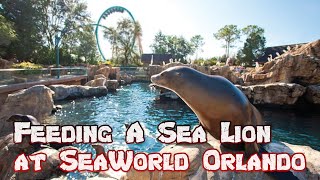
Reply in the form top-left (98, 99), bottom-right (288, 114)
top-left (255, 43), bottom-right (306, 64)
top-left (141, 54), bottom-right (172, 66)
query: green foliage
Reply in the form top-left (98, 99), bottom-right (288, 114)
top-left (104, 19), bottom-right (142, 66)
top-left (12, 62), bottom-right (43, 69)
top-left (213, 25), bottom-right (241, 57)
top-left (150, 31), bottom-right (200, 63)
top-left (193, 57), bottom-right (217, 66)
top-left (218, 54), bottom-right (228, 62)
top-left (190, 35), bottom-right (205, 58)
top-left (237, 25), bottom-right (266, 66)
top-left (0, 15), bottom-right (16, 57)
top-left (1, 0), bottom-right (44, 60)
top-left (0, 0), bottom-right (98, 65)
top-left (12, 62), bottom-right (43, 75)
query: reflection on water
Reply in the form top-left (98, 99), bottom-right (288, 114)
top-left (51, 83), bottom-right (320, 152)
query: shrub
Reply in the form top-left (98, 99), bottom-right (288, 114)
top-left (12, 62), bottom-right (43, 75)
top-left (12, 62), bottom-right (43, 69)
top-left (192, 57), bottom-right (218, 66)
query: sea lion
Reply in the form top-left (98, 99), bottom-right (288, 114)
top-left (151, 66), bottom-right (264, 156)
top-left (7, 114), bottom-right (42, 151)
top-left (7, 114), bottom-right (40, 125)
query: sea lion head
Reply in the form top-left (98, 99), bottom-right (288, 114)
top-left (151, 66), bottom-right (197, 91)
top-left (7, 114), bottom-right (40, 125)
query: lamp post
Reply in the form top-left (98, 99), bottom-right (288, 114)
top-left (55, 34), bottom-right (61, 79)
top-left (54, 19), bottom-right (70, 79)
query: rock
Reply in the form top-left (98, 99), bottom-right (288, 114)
top-left (85, 78), bottom-right (107, 87)
top-left (109, 67), bottom-right (121, 81)
top-left (94, 74), bottom-right (107, 80)
top-left (282, 143), bottom-right (320, 179)
top-left (305, 85), bottom-right (320, 104)
top-left (107, 80), bottom-right (119, 91)
top-left (0, 85), bottom-right (54, 136)
top-left (0, 58), bottom-right (13, 69)
top-left (190, 64), bottom-right (211, 74)
top-left (120, 73), bottom-right (133, 85)
top-left (0, 133), bottom-right (38, 179)
top-left (148, 65), bottom-right (163, 77)
top-left (244, 39), bottom-right (320, 85)
top-left (236, 83), bottom-right (306, 105)
top-left (96, 66), bottom-right (110, 79)
top-left (163, 62), bottom-right (185, 69)
top-left (49, 85), bottom-right (108, 101)
top-left (87, 65), bottom-right (99, 80)
top-left (120, 143), bottom-right (212, 180)
top-left (15, 148), bottom-right (63, 179)
top-left (122, 132), bottom-right (319, 180)
top-left (210, 66), bottom-right (244, 85)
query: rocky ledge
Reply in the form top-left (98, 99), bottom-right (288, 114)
top-left (236, 83), bottom-right (306, 105)
top-left (49, 85), bottom-right (108, 101)
top-left (118, 134), bottom-right (320, 180)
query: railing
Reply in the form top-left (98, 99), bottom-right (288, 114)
top-left (0, 67), bottom-right (87, 87)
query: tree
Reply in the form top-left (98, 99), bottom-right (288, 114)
top-left (0, 0), bottom-right (44, 60)
top-left (64, 25), bottom-right (98, 65)
top-left (0, 15), bottom-right (16, 57)
top-left (104, 18), bottom-right (142, 66)
top-left (237, 25), bottom-right (266, 66)
top-left (0, 0), bottom-right (98, 65)
top-left (38, 0), bottom-right (91, 49)
top-left (150, 32), bottom-right (195, 63)
top-left (150, 31), bottom-right (167, 54)
top-left (190, 35), bottom-right (205, 59)
top-left (134, 21), bottom-right (143, 55)
top-left (213, 25), bottom-right (240, 57)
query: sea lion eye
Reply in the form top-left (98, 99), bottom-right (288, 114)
top-left (176, 72), bottom-right (181, 76)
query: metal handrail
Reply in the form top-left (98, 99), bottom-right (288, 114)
top-left (0, 67), bottom-right (88, 72)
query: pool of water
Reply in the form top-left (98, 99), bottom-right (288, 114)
top-left (51, 83), bottom-right (320, 152)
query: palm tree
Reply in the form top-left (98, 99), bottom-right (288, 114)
top-left (103, 27), bottom-right (118, 59)
top-left (134, 21), bottom-right (143, 55)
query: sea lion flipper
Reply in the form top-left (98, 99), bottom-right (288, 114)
top-left (244, 142), bottom-right (259, 158)
top-left (244, 104), bottom-right (262, 157)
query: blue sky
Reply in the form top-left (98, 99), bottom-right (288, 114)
top-left (86, 0), bottom-right (320, 58)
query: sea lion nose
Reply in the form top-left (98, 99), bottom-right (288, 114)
top-left (151, 75), bottom-right (158, 83)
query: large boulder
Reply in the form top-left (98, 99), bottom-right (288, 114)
top-left (121, 133), bottom-right (319, 180)
top-left (109, 67), bottom-right (121, 81)
top-left (190, 64), bottom-right (211, 74)
top-left (148, 65), bottom-right (163, 77)
top-left (0, 85), bottom-right (54, 136)
top-left (163, 62), bottom-right (185, 69)
top-left (49, 85), bottom-right (108, 101)
top-left (85, 77), bottom-right (107, 87)
top-left (244, 40), bottom-right (320, 85)
top-left (96, 66), bottom-right (110, 79)
top-left (236, 83), bottom-right (306, 105)
top-left (305, 85), bottom-right (320, 104)
top-left (0, 133), bottom-right (39, 179)
top-left (87, 65), bottom-right (100, 80)
top-left (210, 66), bottom-right (244, 85)
top-left (15, 147), bottom-right (75, 179)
